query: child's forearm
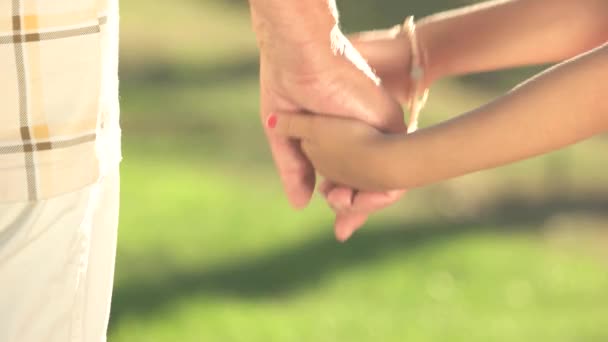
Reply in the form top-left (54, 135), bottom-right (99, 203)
top-left (382, 43), bottom-right (608, 189)
top-left (418, 0), bottom-right (608, 84)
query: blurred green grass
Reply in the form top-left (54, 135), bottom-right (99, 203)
top-left (110, 0), bottom-right (608, 341)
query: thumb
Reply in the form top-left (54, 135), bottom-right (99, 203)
top-left (325, 57), bottom-right (407, 133)
top-left (267, 111), bottom-right (317, 141)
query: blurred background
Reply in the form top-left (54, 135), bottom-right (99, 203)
top-left (109, 0), bottom-right (608, 341)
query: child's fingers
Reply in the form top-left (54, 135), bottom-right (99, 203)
top-left (267, 112), bottom-right (316, 141)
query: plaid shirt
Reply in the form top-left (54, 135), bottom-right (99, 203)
top-left (0, 0), bottom-right (121, 202)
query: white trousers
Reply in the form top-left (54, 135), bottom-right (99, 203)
top-left (0, 168), bottom-right (120, 342)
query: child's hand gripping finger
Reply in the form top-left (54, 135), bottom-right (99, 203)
top-left (267, 112), bottom-right (398, 193)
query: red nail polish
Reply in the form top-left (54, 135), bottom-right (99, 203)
top-left (267, 114), bottom-right (277, 129)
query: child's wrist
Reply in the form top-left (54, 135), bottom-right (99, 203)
top-left (368, 135), bottom-right (411, 190)
top-left (416, 18), bottom-right (443, 88)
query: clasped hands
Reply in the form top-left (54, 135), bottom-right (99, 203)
top-left (257, 21), bottom-right (426, 242)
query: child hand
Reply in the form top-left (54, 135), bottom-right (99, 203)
top-left (349, 26), bottom-right (424, 104)
top-left (267, 112), bottom-right (398, 192)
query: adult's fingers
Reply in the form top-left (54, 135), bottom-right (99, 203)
top-left (336, 72), bottom-right (406, 132)
top-left (327, 45), bottom-right (407, 133)
top-left (264, 110), bottom-right (320, 209)
top-left (265, 131), bottom-right (316, 209)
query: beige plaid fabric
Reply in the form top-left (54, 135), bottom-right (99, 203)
top-left (0, 0), bottom-right (121, 203)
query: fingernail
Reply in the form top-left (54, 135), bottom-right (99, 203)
top-left (266, 114), bottom-right (277, 129)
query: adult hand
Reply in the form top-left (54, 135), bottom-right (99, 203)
top-left (250, 2), bottom-right (409, 241)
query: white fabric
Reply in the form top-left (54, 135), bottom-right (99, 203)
top-left (0, 166), bottom-right (120, 342)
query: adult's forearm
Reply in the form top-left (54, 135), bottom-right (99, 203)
top-left (386, 43), bottom-right (608, 189)
top-left (417, 0), bottom-right (608, 83)
top-left (248, 0), bottom-right (338, 51)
